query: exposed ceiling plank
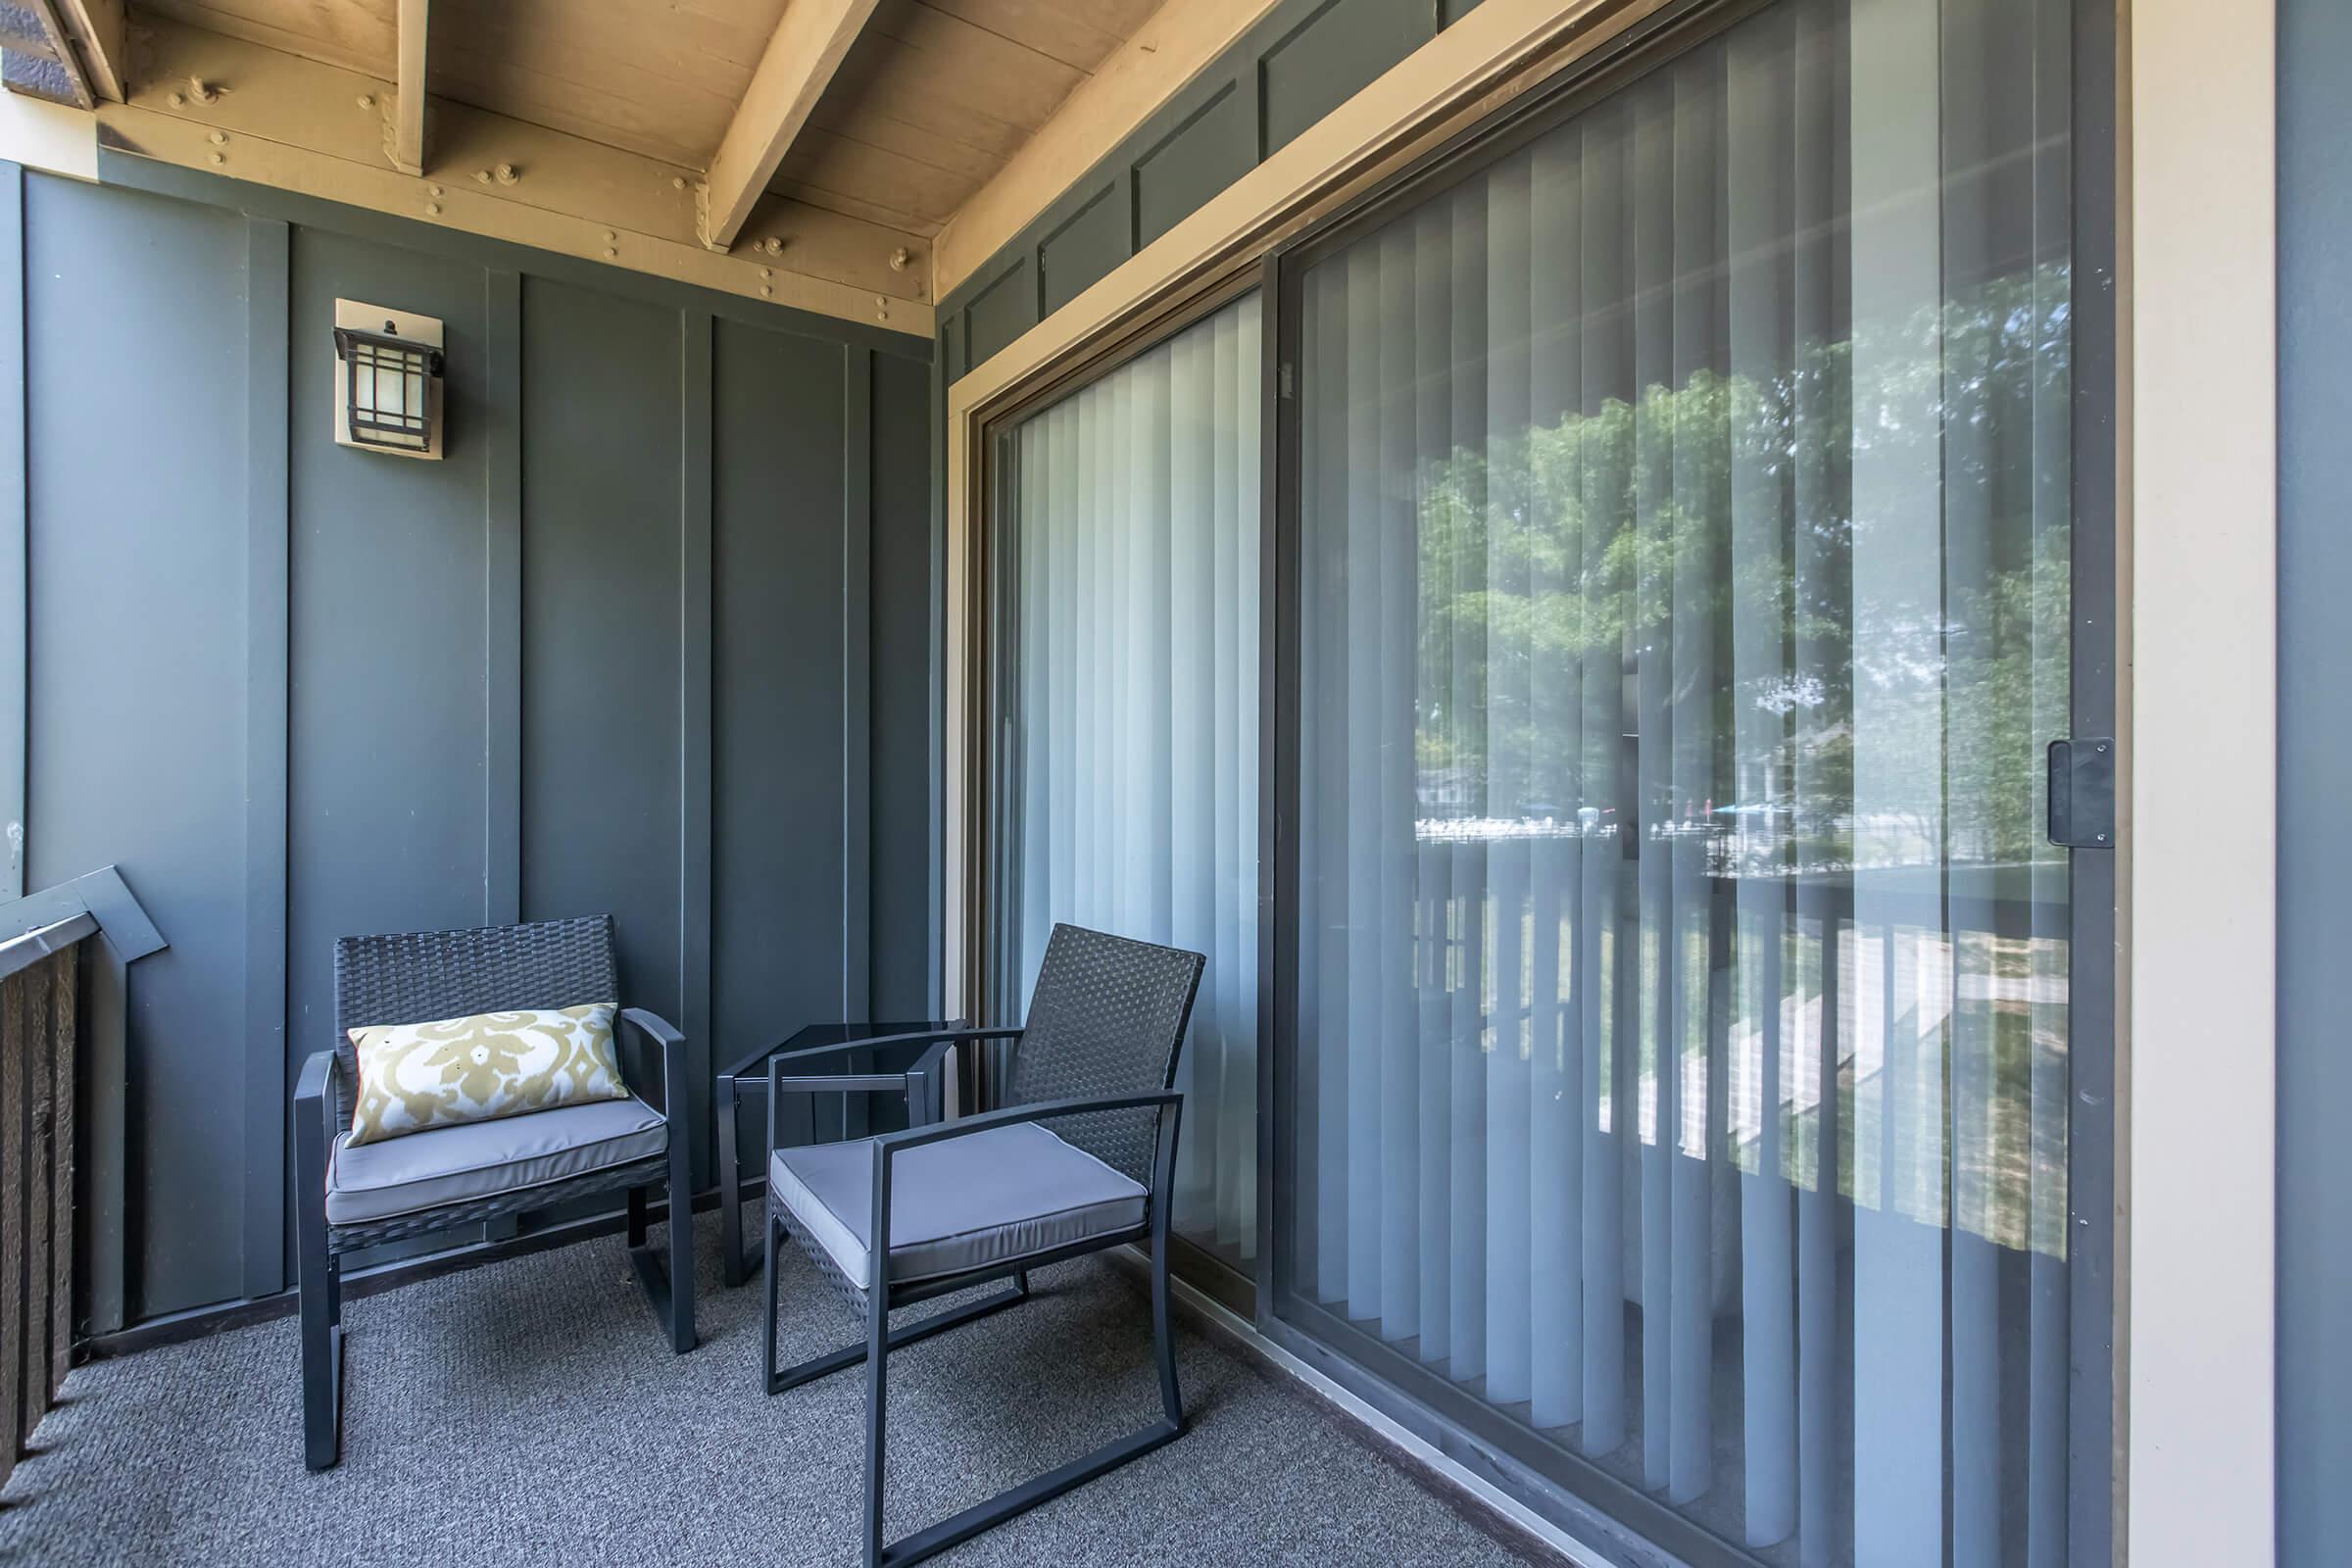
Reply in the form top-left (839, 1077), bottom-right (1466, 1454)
top-left (10, 0), bottom-right (95, 109)
top-left (390, 0), bottom-right (425, 172)
top-left (700, 0), bottom-right (883, 252)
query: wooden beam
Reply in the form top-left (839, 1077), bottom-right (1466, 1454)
top-left (102, 19), bottom-right (933, 336)
top-left (390, 0), bottom-right (425, 173)
top-left (51, 0), bottom-right (122, 102)
top-left (699, 0), bottom-right (881, 253)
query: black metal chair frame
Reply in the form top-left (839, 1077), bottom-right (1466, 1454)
top-left (291, 915), bottom-right (696, 1473)
top-left (760, 929), bottom-right (1203, 1568)
top-left (713, 1022), bottom-right (964, 1288)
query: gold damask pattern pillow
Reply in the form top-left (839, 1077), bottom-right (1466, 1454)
top-left (345, 1003), bottom-right (628, 1147)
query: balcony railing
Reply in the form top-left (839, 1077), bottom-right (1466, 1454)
top-left (0, 910), bottom-right (93, 1491)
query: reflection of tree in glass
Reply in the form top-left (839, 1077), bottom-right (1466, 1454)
top-left (1407, 263), bottom-right (2072, 880)
top-left (1401, 262), bottom-right (2074, 1255)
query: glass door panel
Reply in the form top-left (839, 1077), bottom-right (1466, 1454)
top-left (994, 292), bottom-right (1263, 1273)
top-left (1283, 0), bottom-right (2080, 1562)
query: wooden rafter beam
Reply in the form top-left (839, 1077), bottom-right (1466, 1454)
top-left (389, 0), bottom-right (425, 173)
top-left (100, 17), bottom-right (934, 335)
top-left (699, 0), bottom-right (881, 253)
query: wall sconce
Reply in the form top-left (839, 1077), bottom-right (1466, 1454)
top-left (332, 300), bottom-right (445, 460)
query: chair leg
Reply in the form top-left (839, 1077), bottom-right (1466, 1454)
top-left (665, 1142), bottom-right (697, 1353)
top-left (761, 1205), bottom-right (782, 1393)
top-left (717, 1074), bottom-right (748, 1287)
top-left (297, 1229), bottom-right (342, 1472)
top-left (864, 1276), bottom-right (890, 1568)
top-left (1151, 1230), bottom-right (1183, 1430)
top-left (625, 1180), bottom-right (697, 1354)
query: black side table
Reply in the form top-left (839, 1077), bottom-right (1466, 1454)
top-left (714, 1020), bottom-right (962, 1287)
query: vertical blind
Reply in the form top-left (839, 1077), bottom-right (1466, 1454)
top-left (1004, 292), bottom-right (1262, 1268)
top-left (1291, 0), bottom-right (2075, 1563)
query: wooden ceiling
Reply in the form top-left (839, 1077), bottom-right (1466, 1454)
top-left (130, 0), bottom-right (1164, 238)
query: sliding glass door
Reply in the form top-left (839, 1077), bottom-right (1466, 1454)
top-left (1278, 0), bottom-right (2091, 1564)
top-left (990, 292), bottom-right (1262, 1275)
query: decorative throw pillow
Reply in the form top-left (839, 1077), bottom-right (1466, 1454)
top-left (345, 1003), bottom-right (628, 1147)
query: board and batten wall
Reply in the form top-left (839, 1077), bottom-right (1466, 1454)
top-left (2, 155), bottom-right (936, 1328)
top-left (934, 0), bottom-right (1489, 382)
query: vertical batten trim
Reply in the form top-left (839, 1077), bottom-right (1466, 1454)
top-left (484, 270), bottom-right (522, 927)
top-left (0, 163), bottom-right (25, 904)
top-left (679, 308), bottom-right (715, 1184)
top-left (844, 345), bottom-right (873, 1022)
top-left (476, 268), bottom-right (524, 1247)
top-left (2129, 0), bottom-right (2278, 1559)
top-left (242, 215), bottom-right (290, 1301)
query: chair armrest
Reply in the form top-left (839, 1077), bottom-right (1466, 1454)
top-left (865, 1091), bottom-right (1186, 1260)
top-left (619, 1007), bottom-right (691, 1122)
top-left (730, 1025), bottom-right (1014, 1089)
top-left (292, 1050), bottom-right (342, 1212)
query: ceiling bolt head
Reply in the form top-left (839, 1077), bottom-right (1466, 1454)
top-left (357, 94), bottom-right (374, 109)
top-left (889, 247), bottom-right (910, 271)
top-left (604, 247), bottom-right (617, 259)
top-left (760, 286), bottom-right (773, 297)
top-left (763, 237), bottom-right (783, 256)
top-left (760, 267), bottom-right (772, 279)
top-left (209, 152), bottom-right (225, 165)
top-left (168, 91), bottom-right (184, 107)
top-left (427, 184), bottom-right (443, 197)
top-left (495, 164), bottom-right (518, 185)
top-left (474, 170), bottom-right (492, 183)
top-left (209, 130), bottom-right (226, 145)
top-left (671, 176), bottom-right (687, 190)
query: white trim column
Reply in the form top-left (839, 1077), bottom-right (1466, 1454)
top-left (2127, 1), bottom-right (2277, 1563)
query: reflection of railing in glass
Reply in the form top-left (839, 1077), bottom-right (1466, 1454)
top-left (1390, 840), bottom-right (2069, 1259)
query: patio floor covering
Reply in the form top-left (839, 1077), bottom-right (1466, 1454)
top-left (0, 1208), bottom-right (1559, 1566)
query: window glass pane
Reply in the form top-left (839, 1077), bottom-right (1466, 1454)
top-left (1288, 0), bottom-right (2075, 1562)
top-left (1002, 292), bottom-right (1262, 1270)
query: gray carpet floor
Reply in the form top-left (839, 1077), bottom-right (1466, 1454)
top-left (0, 1214), bottom-right (1550, 1566)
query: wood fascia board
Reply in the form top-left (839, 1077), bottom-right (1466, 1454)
top-left (699, 0), bottom-right (881, 252)
top-left (931, 0), bottom-right (1280, 301)
top-left (106, 20), bottom-right (932, 332)
top-left (939, 0), bottom-right (1667, 1005)
top-left (52, 0), bottom-right (124, 102)
top-left (0, 83), bottom-right (97, 176)
top-left (390, 0), bottom-right (424, 173)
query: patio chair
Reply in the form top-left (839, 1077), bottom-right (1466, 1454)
top-left (760, 922), bottom-right (1204, 1568)
top-left (291, 915), bottom-right (696, 1472)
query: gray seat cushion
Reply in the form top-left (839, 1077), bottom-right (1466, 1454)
top-left (769, 1121), bottom-right (1146, 1290)
top-left (326, 1095), bottom-right (667, 1225)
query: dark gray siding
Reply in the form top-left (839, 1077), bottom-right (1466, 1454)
top-left (24, 177), bottom-right (253, 1321)
top-left (869, 352), bottom-right (935, 1019)
top-left (4, 160), bottom-right (934, 1324)
top-left (710, 316), bottom-right (849, 1086)
top-left (2278, 0), bottom-right (2350, 1561)
top-left (935, 0), bottom-right (1485, 376)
